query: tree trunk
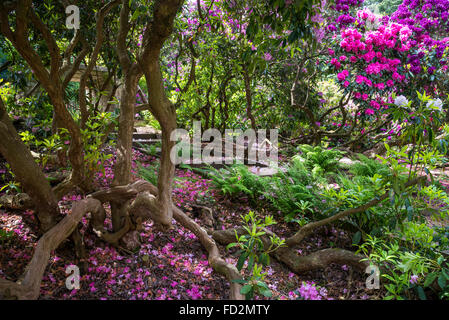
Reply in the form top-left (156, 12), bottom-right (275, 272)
top-left (0, 198), bottom-right (105, 299)
top-left (242, 65), bottom-right (256, 131)
top-left (52, 90), bottom-right (92, 193)
top-left (141, 59), bottom-right (177, 229)
top-left (0, 3), bottom-right (90, 195)
top-left (111, 72), bottom-right (140, 231)
top-left (137, 0), bottom-right (184, 229)
top-left (0, 97), bottom-right (59, 231)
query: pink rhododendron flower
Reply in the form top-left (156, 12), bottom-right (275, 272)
top-left (337, 69), bottom-right (349, 81)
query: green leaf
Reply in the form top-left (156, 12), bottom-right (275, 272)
top-left (260, 288), bottom-right (272, 297)
top-left (417, 286), bottom-right (426, 300)
top-left (131, 8), bottom-right (140, 21)
top-left (245, 288), bottom-right (254, 300)
top-left (424, 272), bottom-right (438, 287)
top-left (226, 243), bottom-right (239, 250)
top-left (257, 281), bottom-right (269, 290)
top-left (236, 252), bottom-right (248, 271)
top-left (259, 253), bottom-right (270, 266)
top-left (247, 254), bottom-right (255, 272)
top-left (442, 269), bottom-right (449, 281)
top-left (438, 274), bottom-right (447, 289)
top-left (352, 231), bottom-right (362, 245)
top-left (240, 284), bottom-right (252, 294)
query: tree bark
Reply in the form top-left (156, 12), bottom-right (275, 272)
top-left (110, 71), bottom-right (140, 231)
top-left (0, 96), bottom-right (59, 231)
top-left (0, 1), bottom-right (91, 194)
top-left (211, 228), bottom-right (369, 274)
top-left (109, 0), bottom-right (144, 232)
top-left (286, 176), bottom-right (426, 246)
top-left (140, 59), bottom-right (177, 229)
top-left (136, 0), bottom-right (184, 229)
top-left (242, 65), bottom-right (256, 131)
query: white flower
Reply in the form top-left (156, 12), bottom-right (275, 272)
top-left (394, 95), bottom-right (409, 107)
top-left (426, 98), bottom-right (443, 112)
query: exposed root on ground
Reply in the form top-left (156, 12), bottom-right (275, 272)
top-left (0, 180), bottom-right (244, 300)
top-left (210, 227), bottom-right (369, 274)
top-left (0, 175), bottom-right (427, 300)
top-left (90, 180), bottom-right (244, 299)
top-left (0, 198), bottom-right (104, 299)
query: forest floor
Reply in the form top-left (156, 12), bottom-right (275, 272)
top-left (0, 147), bottom-right (398, 300)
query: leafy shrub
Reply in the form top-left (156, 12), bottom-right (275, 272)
top-left (297, 144), bottom-right (343, 178)
top-left (357, 233), bottom-right (449, 300)
top-left (286, 155), bottom-right (321, 185)
top-left (137, 141), bottom-right (161, 158)
top-left (227, 211), bottom-right (285, 299)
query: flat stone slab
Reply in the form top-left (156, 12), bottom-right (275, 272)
top-left (134, 126), bottom-right (161, 134)
top-left (177, 158), bottom-right (270, 169)
top-left (133, 138), bottom-right (161, 144)
top-left (247, 166), bottom-right (286, 176)
top-left (133, 133), bottom-right (161, 140)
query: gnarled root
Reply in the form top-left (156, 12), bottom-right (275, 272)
top-left (172, 206), bottom-right (244, 299)
top-left (211, 228), bottom-right (369, 274)
top-left (0, 198), bottom-right (104, 300)
top-left (128, 191), bottom-right (173, 232)
top-left (90, 179), bottom-right (245, 299)
top-left (0, 193), bottom-right (34, 210)
top-left (92, 215), bottom-right (132, 247)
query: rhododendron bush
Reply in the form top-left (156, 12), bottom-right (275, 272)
top-left (311, 0), bottom-right (449, 147)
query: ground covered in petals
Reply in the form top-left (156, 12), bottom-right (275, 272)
top-left (1, 149), bottom-right (387, 300)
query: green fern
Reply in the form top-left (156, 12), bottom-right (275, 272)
top-left (263, 156), bottom-right (326, 221)
top-left (349, 154), bottom-right (390, 178)
top-left (138, 162), bottom-right (159, 185)
top-left (200, 164), bottom-right (269, 201)
top-left (297, 144), bottom-right (343, 177)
